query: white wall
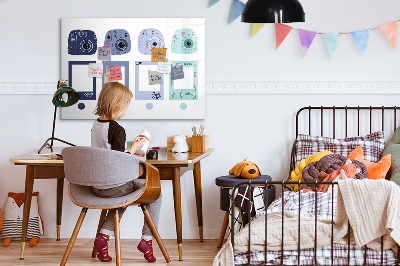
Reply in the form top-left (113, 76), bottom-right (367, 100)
top-left (1, 0), bottom-right (400, 240)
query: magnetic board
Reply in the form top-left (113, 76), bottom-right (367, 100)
top-left (61, 18), bottom-right (205, 119)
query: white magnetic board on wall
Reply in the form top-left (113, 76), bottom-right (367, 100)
top-left (61, 18), bottom-right (205, 119)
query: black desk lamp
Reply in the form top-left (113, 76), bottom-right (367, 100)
top-left (241, 0), bottom-right (305, 23)
top-left (38, 80), bottom-right (80, 154)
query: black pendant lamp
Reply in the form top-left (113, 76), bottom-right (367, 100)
top-left (242, 0), bottom-right (305, 23)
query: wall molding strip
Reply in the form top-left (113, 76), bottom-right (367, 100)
top-left (206, 81), bottom-right (400, 94)
top-left (1, 81), bottom-right (400, 95)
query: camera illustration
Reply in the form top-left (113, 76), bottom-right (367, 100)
top-left (171, 28), bottom-right (198, 54)
top-left (138, 28), bottom-right (165, 55)
top-left (104, 29), bottom-right (131, 55)
top-left (68, 30), bottom-right (97, 55)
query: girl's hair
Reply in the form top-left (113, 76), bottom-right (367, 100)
top-left (95, 82), bottom-right (133, 120)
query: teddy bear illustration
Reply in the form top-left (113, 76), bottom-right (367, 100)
top-left (1, 192), bottom-right (43, 247)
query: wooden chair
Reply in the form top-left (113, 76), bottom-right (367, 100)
top-left (60, 146), bottom-right (171, 265)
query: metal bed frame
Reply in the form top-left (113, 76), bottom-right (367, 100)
top-left (230, 106), bottom-right (400, 266)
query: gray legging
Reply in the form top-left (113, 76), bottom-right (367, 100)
top-left (92, 180), bottom-right (162, 240)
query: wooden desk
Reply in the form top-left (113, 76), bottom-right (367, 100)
top-left (146, 148), bottom-right (213, 260)
top-left (9, 148), bottom-right (64, 260)
top-left (10, 147), bottom-right (213, 261)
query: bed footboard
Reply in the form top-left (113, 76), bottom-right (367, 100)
top-left (230, 180), bottom-right (400, 266)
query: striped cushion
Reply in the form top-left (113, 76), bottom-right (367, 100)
top-left (295, 131), bottom-right (385, 167)
top-left (1, 217), bottom-right (40, 240)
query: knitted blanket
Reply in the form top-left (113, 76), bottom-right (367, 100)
top-left (213, 211), bottom-right (342, 266)
top-left (214, 179), bottom-right (400, 266)
top-left (335, 178), bottom-right (399, 251)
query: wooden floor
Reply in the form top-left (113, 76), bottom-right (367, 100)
top-left (0, 239), bottom-right (221, 265)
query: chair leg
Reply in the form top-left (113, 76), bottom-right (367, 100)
top-left (60, 208), bottom-right (88, 266)
top-left (114, 209), bottom-right (121, 266)
top-left (91, 209), bottom-right (108, 258)
top-left (217, 211), bottom-right (230, 248)
top-left (141, 205), bottom-right (171, 263)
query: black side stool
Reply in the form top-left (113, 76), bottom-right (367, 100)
top-left (215, 175), bottom-right (275, 248)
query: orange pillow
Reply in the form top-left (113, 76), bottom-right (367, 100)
top-left (347, 146), bottom-right (391, 180)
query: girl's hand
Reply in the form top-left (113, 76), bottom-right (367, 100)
top-left (129, 137), bottom-right (147, 154)
top-left (134, 149), bottom-right (149, 157)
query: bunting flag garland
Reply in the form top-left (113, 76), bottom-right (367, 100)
top-left (251, 23), bottom-right (266, 38)
top-left (323, 33), bottom-right (341, 58)
top-left (275, 23), bottom-right (293, 49)
top-left (229, 0), bottom-right (245, 24)
top-left (298, 29), bottom-right (317, 58)
top-left (378, 21), bottom-right (398, 50)
top-left (351, 29), bottom-right (370, 55)
top-left (209, 0), bottom-right (221, 8)
top-left (207, 3), bottom-right (400, 58)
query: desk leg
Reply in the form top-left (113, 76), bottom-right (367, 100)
top-left (56, 178), bottom-right (64, 241)
top-left (20, 165), bottom-right (35, 259)
top-left (172, 167), bottom-right (183, 261)
top-left (193, 161), bottom-right (203, 242)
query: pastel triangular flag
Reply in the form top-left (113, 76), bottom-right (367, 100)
top-left (323, 33), bottom-right (341, 58)
top-left (209, 0), bottom-right (220, 7)
top-left (378, 21), bottom-right (398, 50)
top-left (251, 23), bottom-right (266, 38)
top-left (275, 23), bottom-right (293, 49)
top-left (298, 29), bottom-right (317, 58)
top-left (229, 0), bottom-right (245, 24)
top-left (351, 29), bottom-right (370, 55)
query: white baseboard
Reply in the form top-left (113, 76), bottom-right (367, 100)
top-left (1, 81), bottom-right (400, 94)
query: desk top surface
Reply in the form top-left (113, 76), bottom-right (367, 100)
top-left (10, 147), bottom-right (214, 166)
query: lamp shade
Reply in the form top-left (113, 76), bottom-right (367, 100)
top-left (52, 84), bottom-right (80, 107)
top-left (241, 0), bottom-right (305, 23)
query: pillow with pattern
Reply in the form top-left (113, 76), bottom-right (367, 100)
top-left (294, 131), bottom-right (385, 167)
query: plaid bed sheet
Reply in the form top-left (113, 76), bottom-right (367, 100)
top-left (234, 191), bottom-right (397, 265)
top-left (266, 190), bottom-right (336, 220)
top-left (234, 245), bottom-right (397, 265)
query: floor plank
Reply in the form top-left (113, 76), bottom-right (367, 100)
top-left (0, 239), bottom-right (221, 265)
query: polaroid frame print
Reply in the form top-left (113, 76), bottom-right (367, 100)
top-left (169, 61), bottom-right (198, 100)
top-left (102, 61), bottom-right (130, 88)
top-left (135, 61), bottom-right (164, 101)
top-left (68, 61), bottom-right (97, 100)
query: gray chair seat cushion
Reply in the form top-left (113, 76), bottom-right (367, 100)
top-left (70, 180), bottom-right (145, 208)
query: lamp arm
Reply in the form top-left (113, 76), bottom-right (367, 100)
top-left (37, 105), bottom-right (75, 154)
top-left (37, 80), bottom-right (79, 154)
top-left (50, 105), bottom-right (57, 148)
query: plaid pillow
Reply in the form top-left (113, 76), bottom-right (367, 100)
top-left (295, 131), bottom-right (385, 166)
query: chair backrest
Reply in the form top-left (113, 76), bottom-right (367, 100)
top-left (62, 146), bottom-right (145, 187)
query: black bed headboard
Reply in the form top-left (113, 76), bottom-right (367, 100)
top-left (289, 106), bottom-right (400, 180)
top-left (296, 106), bottom-right (399, 138)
